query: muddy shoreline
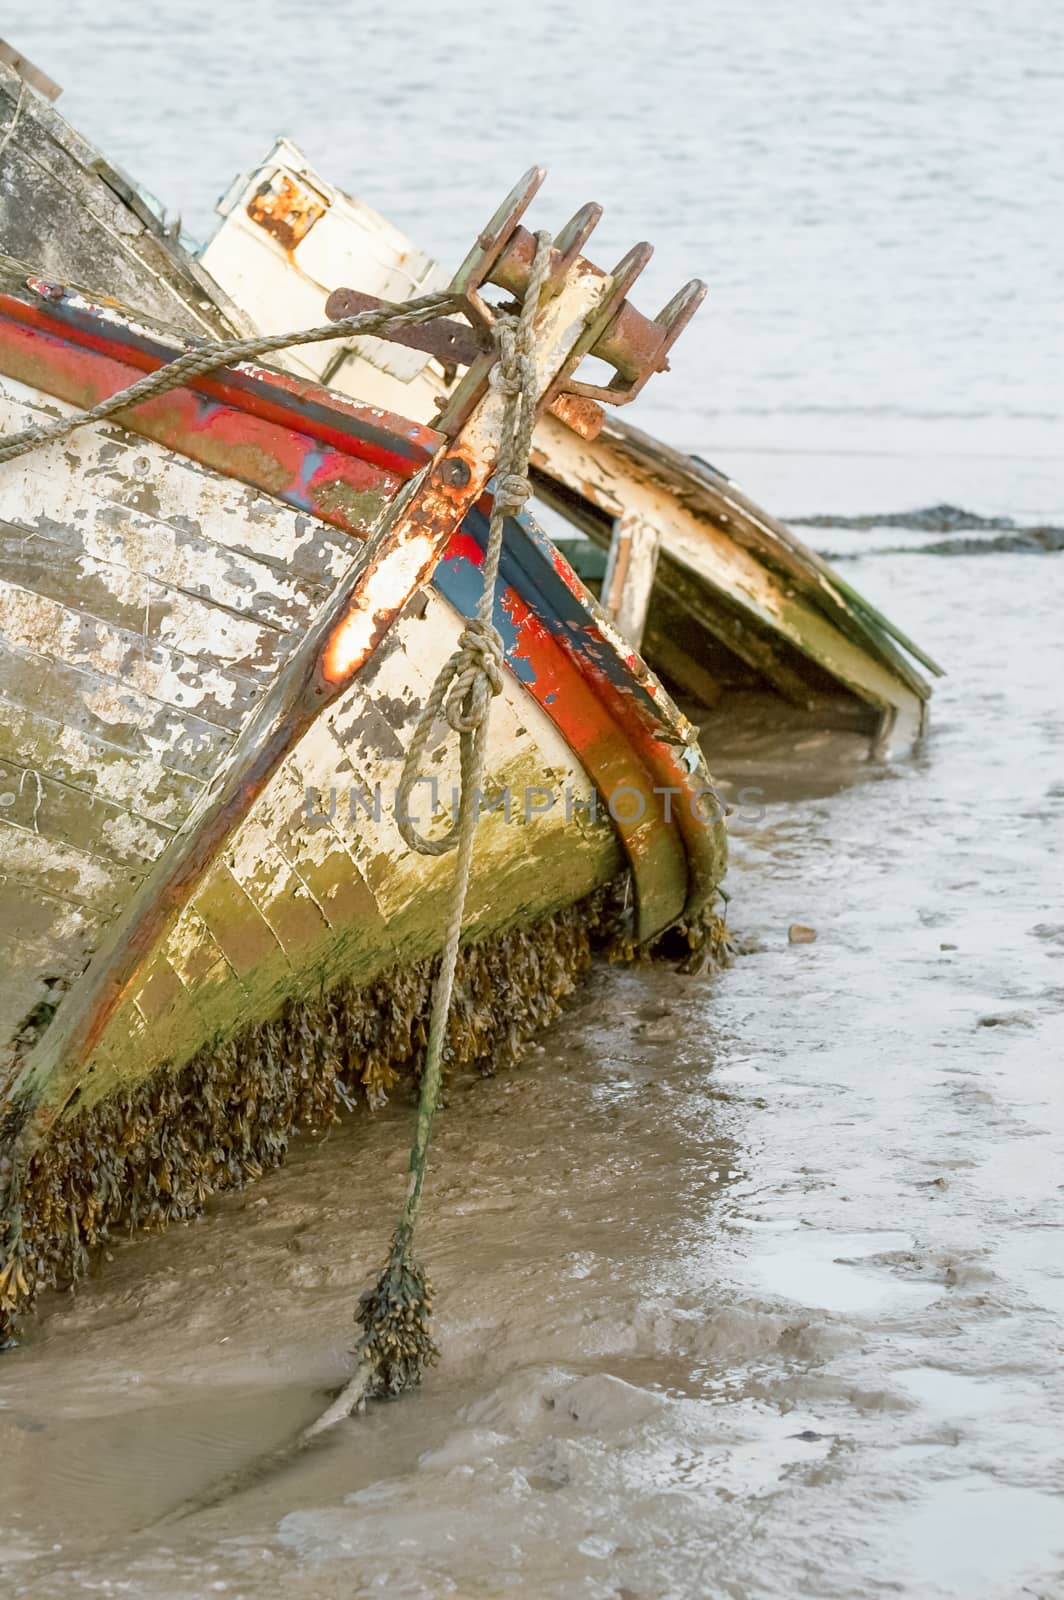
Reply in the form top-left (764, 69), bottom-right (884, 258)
top-left (1, 534), bottom-right (1062, 1598)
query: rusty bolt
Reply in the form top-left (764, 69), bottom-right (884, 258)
top-left (439, 455), bottom-right (472, 488)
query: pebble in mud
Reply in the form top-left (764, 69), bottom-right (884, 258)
top-left (976, 1011), bottom-right (1035, 1029)
top-left (788, 923), bottom-right (818, 944)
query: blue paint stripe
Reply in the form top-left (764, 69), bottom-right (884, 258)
top-left (432, 492), bottom-right (661, 716)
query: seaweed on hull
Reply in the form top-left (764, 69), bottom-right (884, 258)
top-left (0, 884), bottom-right (731, 1344)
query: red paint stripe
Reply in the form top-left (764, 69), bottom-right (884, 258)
top-left (0, 310), bottom-right (407, 536)
top-left (443, 530), bottom-right (485, 566)
top-left (0, 291), bottom-right (442, 479)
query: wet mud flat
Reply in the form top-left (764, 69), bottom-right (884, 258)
top-left (1, 537), bottom-right (1063, 1599)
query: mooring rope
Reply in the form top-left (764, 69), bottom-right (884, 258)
top-left (0, 290), bottom-right (462, 465)
top-left (302, 230), bottom-right (555, 1437)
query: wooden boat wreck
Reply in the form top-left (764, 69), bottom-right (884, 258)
top-left (0, 145), bottom-right (730, 1337)
top-left (0, 52), bottom-right (938, 1339)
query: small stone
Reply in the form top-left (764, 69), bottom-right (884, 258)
top-left (638, 1020), bottom-right (679, 1042)
top-left (940, 942), bottom-right (957, 951)
top-left (788, 924), bottom-right (817, 945)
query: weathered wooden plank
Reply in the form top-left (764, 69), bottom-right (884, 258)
top-left (191, 866), bottom-right (290, 982)
top-left (91, 999), bottom-right (148, 1087)
top-left (97, 948), bottom-right (239, 1102)
top-left (0, 373), bottom-right (360, 577)
top-left (0, 750), bottom-right (171, 866)
top-left (601, 510), bottom-right (661, 648)
top-left (319, 720), bottom-right (437, 922)
top-left (0, 403), bottom-right (333, 627)
top-left (0, 690), bottom-right (201, 827)
top-left (163, 904), bottom-right (236, 994)
top-left (0, 515), bottom-right (294, 681)
top-left (0, 315), bottom-right (413, 551)
top-left (130, 954), bottom-right (186, 1027)
top-left (0, 876), bottom-right (100, 1077)
top-left (0, 486), bottom-right (320, 629)
top-left (327, 635), bottom-right (425, 758)
top-left (0, 42), bottom-right (62, 102)
top-left (0, 640), bottom-right (233, 780)
top-left (0, 814), bottom-right (125, 911)
top-left (142, 907), bottom-right (251, 1084)
top-left (128, 958), bottom-right (210, 1071)
top-left (0, 65), bottom-right (233, 338)
top-left (0, 577), bottom-right (262, 730)
top-left (69, 429), bottom-right (365, 583)
top-left (224, 814), bottom-right (332, 959)
top-left (262, 762), bottom-right (385, 934)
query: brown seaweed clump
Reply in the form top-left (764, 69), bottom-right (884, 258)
top-left (355, 1241), bottom-right (438, 1399)
top-left (0, 885), bottom-right (731, 1345)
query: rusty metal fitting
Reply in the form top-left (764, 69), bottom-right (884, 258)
top-left (325, 167), bottom-right (706, 432)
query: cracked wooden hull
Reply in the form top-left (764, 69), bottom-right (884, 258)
top-left (0, 57), bottom-right (245, 342)
top-left (0, 263), bottom-right (725, 1115)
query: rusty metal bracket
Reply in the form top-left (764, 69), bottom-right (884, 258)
top-left (324, 285), bottom-right (484, 367)
top-left (324, 167), bottom-right (706, 435)
top-left (561, 276), bottom-right (707, 407)
top-left (322, 287), bottom-right (606, 441)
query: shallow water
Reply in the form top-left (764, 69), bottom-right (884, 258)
top-left (3, 5), bottom-right (1063, 1596)
top-left (11, 0), bottom-right (1064, 519)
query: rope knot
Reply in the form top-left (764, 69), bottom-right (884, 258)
top-left (457, 615), bottom-right (504, 683)
top-left (495, 472), bottom-right (532, 515)
top-left (488, 317), bottom-right (536, 401)
top-left (444, 618), bottom-right (504, 733)
top-left (488, 360), bottom-right (522, 397)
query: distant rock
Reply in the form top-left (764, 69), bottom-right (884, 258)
top-left (788, 924), bottom-right (817, 945)
top-left (790, 504), bottom-right (1015, 533)
top-left (912, 526), bottom-right (1064, 556)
